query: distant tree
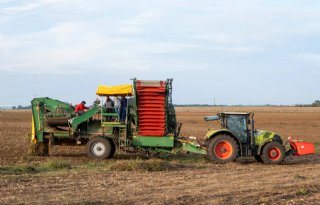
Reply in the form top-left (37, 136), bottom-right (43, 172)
top-left (12, 105), bottom-right (32, 109)
top-left (312, 100), bottom-right (320, 107)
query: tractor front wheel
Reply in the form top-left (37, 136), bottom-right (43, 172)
top-left (207, 134), bottom-right (239, 163)
top-left (260, 141), bottom-right (285, 164)
top-left (86, 137), bottom-right (114, 159)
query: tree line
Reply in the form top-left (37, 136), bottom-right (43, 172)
top-left (6, 100), bottom-right (320, 110)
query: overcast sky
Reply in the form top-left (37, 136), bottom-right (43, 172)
top-left (1, 0), bottom-right (320, 106)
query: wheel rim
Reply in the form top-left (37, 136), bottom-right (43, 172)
top-left (268, 147), bottom-right (281, 161)
top-left (91, 142), bottom-right (106, 157)
top-left (214, 141), bottom-right (233, 159)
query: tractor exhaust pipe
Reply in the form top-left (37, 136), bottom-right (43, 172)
top-left (251, 113), bottom-right (255, 154)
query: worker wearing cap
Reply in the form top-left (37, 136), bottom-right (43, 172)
top-left (75, 101), bottom-right (88, 115)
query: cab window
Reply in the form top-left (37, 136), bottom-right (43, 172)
top-left (226, 115), bottom-right (247, 141)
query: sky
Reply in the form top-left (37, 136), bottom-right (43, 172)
top-left (1, 0), bottom-right (320, 106)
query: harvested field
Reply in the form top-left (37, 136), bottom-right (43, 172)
top-left (0, 107), bottom-right (320, 204)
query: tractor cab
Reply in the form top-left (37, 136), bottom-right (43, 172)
top-left (219, 112), bottom-right (252, 143)
top-left (205, 112), bottom-right (253, 143)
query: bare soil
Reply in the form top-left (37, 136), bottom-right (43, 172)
top-left (0, 108), bottom-right (320, 205)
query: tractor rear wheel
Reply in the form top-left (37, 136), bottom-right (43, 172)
top-left (260, 141), bottom-right (285, 164)
top-left (86, 137), bottom-right (113, 159)
top-left (207, 134), bottom-right (239, 163)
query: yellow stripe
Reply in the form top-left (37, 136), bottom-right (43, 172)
top-left (31, 115), bottom-right (37, 144)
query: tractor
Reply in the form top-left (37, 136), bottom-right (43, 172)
top-left (204, 112), bottom-right (315, 164)
top-left (205, 112), bottom-right (284, 164)
top-left (30, 79), bottom-right (315, 164)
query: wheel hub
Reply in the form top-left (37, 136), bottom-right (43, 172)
top-left (91, 142), bottom-right (106, 157)
top-left (214, 141), bottom-right (233, 159)
top-left (268, 147), bottom-right (281, 160)
top-left (270, 150), bottom-right (277, 157)
top-left (220, 147), bottom-right (227, 153)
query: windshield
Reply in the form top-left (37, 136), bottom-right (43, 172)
top-left (226, 115), bottom-right (247, 141)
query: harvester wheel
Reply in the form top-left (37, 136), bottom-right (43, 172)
top-left (109, 139), bottom-right (116, 158)
top-left (86, 137), bottom-right (113, 159)
top-left (207, 134), bottom-right (239, 163)
top-left (260, 141), bottom-right (285, 164)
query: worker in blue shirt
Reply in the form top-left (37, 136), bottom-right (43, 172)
top-left (120, 96), bottom-right (127, 122)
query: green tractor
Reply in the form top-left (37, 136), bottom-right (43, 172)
top-left (204, 112), bottom-right (307, 164)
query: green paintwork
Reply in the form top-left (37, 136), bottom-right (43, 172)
top-left (132, 136), bottom-right (174, 147)
top-left (205, 129), bottom-right (234, 139)
top-left (151, 148), bottom-right (173, 153)
top-left (181, 141), bottom-right (207, 155)
top-left (102, 113), bottom-right (119, 117)
top-left (31, 97), bottom-right (105, 142)
top-left (101, 122), bottom-right (125, 127)
top-left (53, 132), bottom-right (70, 138)
top-left (31, 97), bottom-right (75, 142)
top-left (206, 128), bottom-right (277, 145)
top-left (254, 130), bottom-right (278, 154)
top-left (70, 106), bottom-right (100, 131)
top-left (205, 127), bottom-right (279, 154)
top-left (254, 130), bottom-right (276, 145)
top-left (86, 121), bottom-right (106, 135)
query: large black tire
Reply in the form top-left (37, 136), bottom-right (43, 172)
top-left (207, 134), bottom-right (239, 163)
top-left (109, 139), bottom-right (116, 158)
top-left (86, 137), bottom-right (113, 159)
top-left (260, 141), bottom-right (285, 164)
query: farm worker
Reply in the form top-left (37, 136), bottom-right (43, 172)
top-left (75, 101), bottom-right (88, 115)
top-left (105, 96), bottom-right (114, 121)
top-left (113, 96), bottom-right (121, 121)
top-left (120, 96), bottom-right (128, 122)
top-left (93, 97), bottom-right (100, 105)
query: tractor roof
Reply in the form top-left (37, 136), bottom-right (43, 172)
top-left (204, 112), bottom-right (252, 121)
top-left (218, 112), bottom-right (251, 116)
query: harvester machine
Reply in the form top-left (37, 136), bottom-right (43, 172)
top-left (30, 79), bottom-right (189, 158)
top-left (30, 79), bottom-right (315, 164)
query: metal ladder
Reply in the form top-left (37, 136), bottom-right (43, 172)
top-left (118, 127), bottom-right (127, 153)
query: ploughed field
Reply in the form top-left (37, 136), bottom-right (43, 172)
top-left (0, 107), bottom-right (320, 204)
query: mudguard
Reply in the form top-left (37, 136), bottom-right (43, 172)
top-left (255, 130), bottom-right (283, 155)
